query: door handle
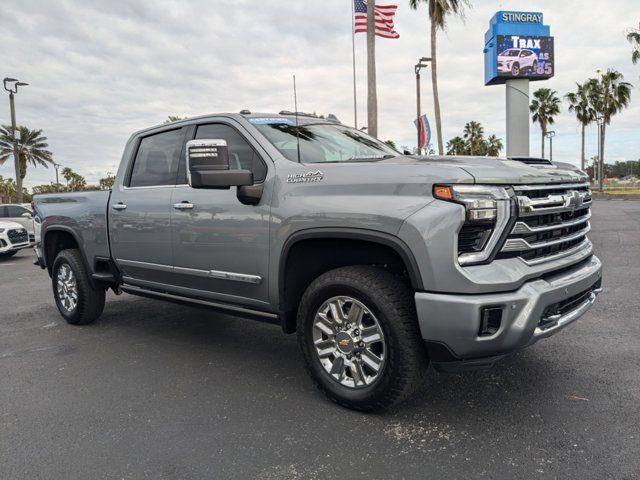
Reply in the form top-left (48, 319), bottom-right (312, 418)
top-left (173, 202), bottom-right (194, 210)
top-left (112, 203), bottom-right (127, 211)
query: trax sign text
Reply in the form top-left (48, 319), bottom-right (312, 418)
top-left (484, 10), bottom-right (553, 85)
top-left (496, 35), bottom-right (554, 79)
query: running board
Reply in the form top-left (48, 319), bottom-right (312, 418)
top-left (119, 284), bottom-right (279, 323)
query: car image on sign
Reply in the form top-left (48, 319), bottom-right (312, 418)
top-left (496, 35), bottom-right (554, 79)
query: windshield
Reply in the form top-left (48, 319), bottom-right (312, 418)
top-left (252, 121), bottom-right (398, 163)
top-left (499, 49), bottom-right (520, 57)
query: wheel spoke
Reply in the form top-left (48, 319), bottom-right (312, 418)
top-left (315, 312), bottom-right (335, 336)
top-left (314, 339), bottom-right (335, 358)
top-left (361, 350), bottom-right (383, 373)
top-left (350, 360), bottom-right (366, 386)
top-left (329, 301), bottom-right (345, 325)
top-left (361, 325), bottom-right (382, 345)
top-left (347, 302), bottom-right (364, 325)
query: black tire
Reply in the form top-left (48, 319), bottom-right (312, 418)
top-left (0, 250), bottom-right (17, 258)
top-left (52, 248), bottom-right (105, 325)
top-left (531, 60), bottom-right (538, 73)
top-left (297, 266), bottom-right (428, 412)
top-left (511, 62), bottom-right (521, 76)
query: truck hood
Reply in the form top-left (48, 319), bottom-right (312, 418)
top-left (380, 155), bottom-right (588, 185)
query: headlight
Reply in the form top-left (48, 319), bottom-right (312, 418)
top-left (433, 185), bottom-right (515, 265)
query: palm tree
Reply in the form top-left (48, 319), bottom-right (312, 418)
top-left (565, 82), bottom-right (596, 171)
top-left (446, 136), bottom-right (467, 155)
top-left (587, 70), bottom-right (633, 190)
top-left (628, 23), bottom-right (640, 65)
top-left (0, 125), bottom-right (54, 202)
top-left (409, 0), bottom-right (470, 155)
top-left (463, 121), bottom-right (484, 155)
top-left (0, 176), bottom-right (17, 203)
top-left (485, 134), bottom-right (503, 157)
top-left (529, 88), bottom-right (561, 158)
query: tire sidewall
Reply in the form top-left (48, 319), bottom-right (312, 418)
top-left (299, 279), bottom-right (402, 407)
top-left (511, 62), bottom-right (520, 75)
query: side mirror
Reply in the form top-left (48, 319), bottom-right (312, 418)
top-left (21, 212), bottom-right (32, 218)
top-left (186, 139), bottom-right (253, 189)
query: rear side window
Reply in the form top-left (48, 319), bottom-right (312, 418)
top-left (0, 206), bottom-right (7, 217)
top-left (129, 129), bottom-right (184, 187)
top-left (6, 205), bottom-right (30, 217)
top-left (193, 124), bottom-right (266, 182)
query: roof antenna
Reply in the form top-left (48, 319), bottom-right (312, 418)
top-left (293, 74), bottom-right (301, 163)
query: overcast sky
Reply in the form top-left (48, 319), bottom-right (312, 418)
top-left (1, 0), bottom-right (638, 188)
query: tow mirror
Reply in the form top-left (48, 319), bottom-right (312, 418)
top-left (186, 139), bottom-right (253, 189)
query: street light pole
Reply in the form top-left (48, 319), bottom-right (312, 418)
top-left (414, 57), bottom-right (431, 155)
top-left (3, 77), bottom-right (28, 203)
top-left (54, 162), bottom-right (61, 186)
top-left (596, 115), bottom-right (604, 192)
top-left (545, 130), bottom-right (556, 162)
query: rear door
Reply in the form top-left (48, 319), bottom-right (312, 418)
top-left (169, 120), bottom-right (271, 307)
top-left (109, 127), bottom-right (186, 285)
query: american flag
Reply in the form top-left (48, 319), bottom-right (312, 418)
top-left (354, 0), bottom-right (400, 39)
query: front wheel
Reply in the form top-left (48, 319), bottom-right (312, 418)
top-left (511, 62), bottom-right (521, 76)
top-left (297, 266), bottom-right (428, 411)
top-left (52, 249), bottom-right (105, 325)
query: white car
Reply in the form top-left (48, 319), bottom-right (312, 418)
top-left (497, 48), bottom-right (538, 76)
top-left (0, 203), bottom-right (36, 243)
top-left (0, 220), bottom-right (30, 258)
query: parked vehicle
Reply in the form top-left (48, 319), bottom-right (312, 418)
top-left (497, 48), bottom-right (538, 76)
top-left (0, 220), bottom-right (30, 258)
top-left (0, 203), bottom-right (36, 243)
top-left (32, 112), bottom-right (602, 411)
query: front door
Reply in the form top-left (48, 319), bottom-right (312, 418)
top-left (109, 127), bottom-right (185, 285)
top-left (170, 120), bottom-right (271, 308)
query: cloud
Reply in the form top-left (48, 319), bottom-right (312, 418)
top-left (0, 0), bottom-right (638, 188)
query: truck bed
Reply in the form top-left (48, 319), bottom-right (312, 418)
top-left (35, 190), bottom-right (112, 270)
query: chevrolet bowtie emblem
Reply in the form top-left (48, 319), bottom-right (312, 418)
top-left (338, 338), bottom-right (351, 347)
top-left (564, 191), bottom-right (583, 210)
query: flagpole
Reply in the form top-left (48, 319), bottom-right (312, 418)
top-left (351, 0), bottom-right (358, 128)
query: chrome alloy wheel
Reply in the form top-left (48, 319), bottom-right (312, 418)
top-left (312, 296), bottom-right (386, 389)
top-left (56, 263), bottom-right (78, 313)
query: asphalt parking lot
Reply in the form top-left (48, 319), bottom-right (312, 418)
top-left (1, 199), bottom-right (639, 480)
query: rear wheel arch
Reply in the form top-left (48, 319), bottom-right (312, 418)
top-left (278, 228), bottom-right (423, 334)
top-left (43, 228), bottom-right (88, 277)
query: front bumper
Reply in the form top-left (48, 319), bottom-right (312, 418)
top-left (415, 255), bottom-right (602, 370)
top-left (0, 238), bottom-right (30, 254)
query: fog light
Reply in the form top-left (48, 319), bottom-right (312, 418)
top-left (479, 307), bottom-right (502, 336)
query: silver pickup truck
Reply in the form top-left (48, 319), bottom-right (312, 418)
top-left (33, 111), bottom-right (602, 411)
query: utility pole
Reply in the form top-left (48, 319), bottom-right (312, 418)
top-left (54, 162), bottom-right (61, 186)
top-left (366, 0), bottom-right (377, 138)
top-left (3, 77), bottom-right (28, 203)
top-left (414, 57), bottom-right (431, 155)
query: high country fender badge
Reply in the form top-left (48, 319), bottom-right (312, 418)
top-left (286, 170), bottom-right (324, 183)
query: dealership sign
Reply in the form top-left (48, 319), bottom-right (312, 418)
top-left (484, 11), bottom-right (554, 85)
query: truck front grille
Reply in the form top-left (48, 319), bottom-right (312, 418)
top-left (7, 228), bottom-right (28, 245)
top-left (497, 183), bottom-right (592, 265)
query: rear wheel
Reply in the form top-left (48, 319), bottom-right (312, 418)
top-left (52, 249), bottom-right (105, 325)
top-left (297, 266), bottom-right (428, 411)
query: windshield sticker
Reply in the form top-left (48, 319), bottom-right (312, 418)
top-left (249, 117), bottom-right (295, 125)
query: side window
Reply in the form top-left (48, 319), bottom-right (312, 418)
top-left (194, 124), bottom-right (266, 182)
top-left (7, 206), bottom-right (29, 217)
top-left (0, 206), bottom-right (7, 217)
top-left (129, 129), bottom-right (184, 187)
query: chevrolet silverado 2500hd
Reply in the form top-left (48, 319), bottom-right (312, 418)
top-left (33, 112), bottom-right (602, 411)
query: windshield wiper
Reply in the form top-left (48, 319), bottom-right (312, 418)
top-left (344, 154), bottom-right (395, 162)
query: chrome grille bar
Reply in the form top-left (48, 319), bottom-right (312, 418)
top-left (512, 210), bottom-right (591, 234)
top-left (502, 224), bottom-right (591, 252)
